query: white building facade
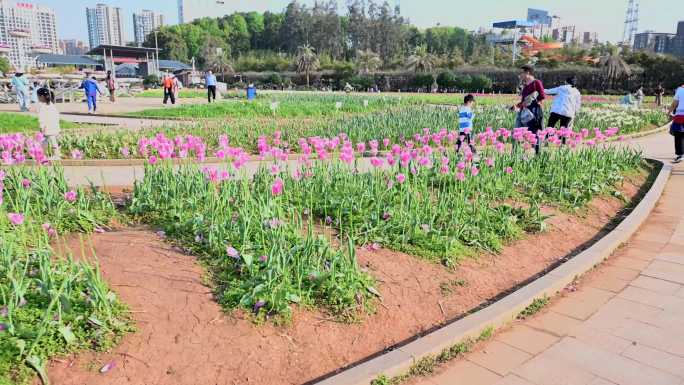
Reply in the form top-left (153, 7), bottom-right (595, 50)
top-left (0, 0), bottom-right (58, 71)
top-left (133, 10), bottom-right (163, 46)
top-left (86, 3), bottom-right (124, 48)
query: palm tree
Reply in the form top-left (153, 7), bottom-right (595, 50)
top-left (600, 47), bottom-right (632, 85)
top-left (405, 45), bottom-right (437, 73)
top-left (356, 49), bottom-right (382, 75)
top-left (296, 44), bottom-right (320, 88)
top-left (206, 53), bottom-right (234, 83)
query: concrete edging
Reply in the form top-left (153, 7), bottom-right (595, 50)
top-left (315, 159), bottom-right (672, 385)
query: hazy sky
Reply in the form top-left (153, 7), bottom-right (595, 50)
top-left (40, 0), bottom-right (681, 43)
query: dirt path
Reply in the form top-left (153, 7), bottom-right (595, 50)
top-left (44, 175), bottom-right (644, 385)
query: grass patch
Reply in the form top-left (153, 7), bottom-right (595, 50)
top-left (440, 279), bottom-right (469, 296)
top-left (370, 325), bottom-right (495, 385)
top-left (517, 296), bottom-right (550, 320)
top-left (0, 112), bottom-right (94, 134)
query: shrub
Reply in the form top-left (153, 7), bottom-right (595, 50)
top-left (470, 74), bottom-right (493, 92)
top-left (436, 71), bottom-right (457, 90)
top-left (412, 73), bottom-right (435, 90)
top-left (143, 74), bottom-right (160, 88)
top-left (454, 74), bottom-right (472, 91)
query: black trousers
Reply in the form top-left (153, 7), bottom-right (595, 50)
top-left (208, 85), bottom-right (216, 102)
top-left (163, 87), bottom-right (175, 105)
top-left (675, 131), bottom-right (684, 156)
top-left (456, 133), bottom-right (476, 153)
top-left (548, 112), bottom-right (572, 129)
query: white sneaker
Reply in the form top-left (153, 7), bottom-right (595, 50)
top-left (674, 156), bottom-right (683, 164)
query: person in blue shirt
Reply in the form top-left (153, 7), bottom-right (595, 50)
top-left (79, 75), bottom-right (102, 114)
top-left (206, 70), bottom-right (217, 103)
top-left (456, 94), bottom-right (477, 153)
top-left (11, 72), bottom-right (30, 112)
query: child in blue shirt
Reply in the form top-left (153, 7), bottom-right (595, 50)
top-left (456, 94), bottom-right (477, 153)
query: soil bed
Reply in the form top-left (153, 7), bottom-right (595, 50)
top-left (44, 172), bottom-right (647, 385)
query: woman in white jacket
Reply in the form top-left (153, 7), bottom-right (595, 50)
top-left (545, 77), bottom-right (582, 133)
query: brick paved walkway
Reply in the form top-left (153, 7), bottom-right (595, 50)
top-left (412, 146), bottom-right (684, 385)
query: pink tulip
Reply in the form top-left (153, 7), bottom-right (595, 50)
top-left (7, 213), bottom-right (24, 226)
top-left (456, 172), bottom-right (466, 182)
top-left (505, 167), bottom-right (513, 175)
top-left (471, 166), bottom-right (479, 176)
top-left (396, 173), bottom-right (406, 184)
top-left (21, 178), bottom-right (31, 188)
top-left (226, 246), bottom-right (239, 259)
top-left (64, 190), bottom-right (77, 203)
top-left (271, 177), bottom-right (284, 196)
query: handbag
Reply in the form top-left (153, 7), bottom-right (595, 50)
top-left (519, 108), bottom-right (535, 125)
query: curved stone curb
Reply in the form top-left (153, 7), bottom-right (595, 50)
top-left (314, 160), bottom-right (672, 385)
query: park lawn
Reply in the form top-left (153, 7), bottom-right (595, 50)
top-left (131, 89), bottom-right (249, 99)
top-left (0, 112), bottom-right (94, 134)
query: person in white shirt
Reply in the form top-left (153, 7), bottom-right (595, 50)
top-left (668, 84), bottom-right (684, 163)
top-left (36, 87), bottom-right (61, 160)
top-left (545, 77), bottom-right (582, 134)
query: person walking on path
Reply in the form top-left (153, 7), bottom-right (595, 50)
top-left (206, 70), bottom-right (217, 103)
top-left (655, 83), bottom-right (665, 107)
top-left (162, 73), bottom-right (178, 105)
top-left (545, 76), bottom-right (582, 143)
top-left (79, 75), bottom-right (102, 114)
top-left (106, 70), bottom-right (117, 102)
top-left (11, 72), bottom-right (30, 112)
top-left (512, 65), bottom-right (546, 154)
top-left (668, 83), bottom-right (684, 163)
top-left (36, 87), bottom-right (61, 160)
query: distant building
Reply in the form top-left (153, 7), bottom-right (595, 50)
top-left (527, 8), bottom-right (552, 26)
top-left (133, 10), bottom-right (164, 46)
top-left (0, 1), bottom-right (59, 71)
top-left (178, 0), bottom-right (231, 24)
top-left (86, 3), bottom-right (124, 48)
top-left (633, 21), bottom-right (684, 58)
top-left (633, 31), bottom-right (674, 54)
top-left (59, 39), bottom-right (88, 55)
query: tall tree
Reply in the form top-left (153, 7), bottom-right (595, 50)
top-left (405, 45), bottom-right (437, 73)
top-left (356, 49), bottom-right (382, 74)
top-left (296, 44), bottom-right (320, 87)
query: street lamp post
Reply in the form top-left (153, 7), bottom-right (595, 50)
top-left (153, 30), bottom-right (160, 76)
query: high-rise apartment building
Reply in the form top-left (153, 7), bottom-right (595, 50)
top-left (633, 21), bottom-right (684, 58)
top-left (133, 10), bottom-right (163, 46)
top-left (0, 0), bottom-right (58, 70)
top-left (59, 39), bottom-right (88, 55)
top-left (86, 3), bottom-right (124, 48)
top-left (178, 0), bottom-right (231, 24)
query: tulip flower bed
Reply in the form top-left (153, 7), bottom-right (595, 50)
top-left (1, 101), bottom-right (658, 163)
top-left (0, 167), bottom-right (129, 385)
top-left (127, 126), bottom-right (642, 320)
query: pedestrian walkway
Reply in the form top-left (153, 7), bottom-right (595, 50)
top-left (411, 162), bottom-right (684, 385)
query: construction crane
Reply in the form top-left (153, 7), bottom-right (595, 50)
top-left (622, 0), bottom-right (639, 46)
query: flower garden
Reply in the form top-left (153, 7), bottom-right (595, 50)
top-left (0, 92), bottom-right (667, 384)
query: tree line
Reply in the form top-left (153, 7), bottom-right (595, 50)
top-left (143, 0), bottom-right (502, 72)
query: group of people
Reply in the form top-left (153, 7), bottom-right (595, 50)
top-left (458, 65), bottom-right (582, 155)
top-left (456, 64), bottom-right (683, 164)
